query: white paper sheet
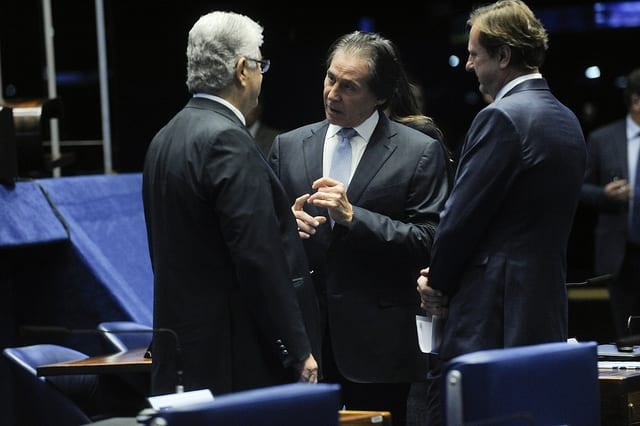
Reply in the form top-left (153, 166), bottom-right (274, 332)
top-left (416, 314), bottom-right (444, 354)
top-left (148, 389), bottom-right (214, 410)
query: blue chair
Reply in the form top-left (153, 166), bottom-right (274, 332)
top-left (2, 344), bottom-right (97, 426)
top-left (442, 341), bottom-right (600, 426)
top-left (147, 382), bottom-right (342, 425)
top-left (97, 320), bottom-right (153, 352)
top-left (97, 320), bottom-right (154, 399)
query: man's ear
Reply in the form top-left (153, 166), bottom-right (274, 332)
top-left (497, 45), bottom-right (511, 68)
top-left (235, 57), bottom-right (249, 87)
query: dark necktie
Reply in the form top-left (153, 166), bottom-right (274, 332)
top-left (630, 135), bottom-right (640, 243)
top-left (329, 128), bottom-right (357, 187)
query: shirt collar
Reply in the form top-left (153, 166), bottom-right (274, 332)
top-left (327, 110), bottom-right (379, 141)
top-left (627, 115), bottom-right (640, 141)
top-left (494, 73), bottom-right (543, 102)
top-left (193, 93), bottom-right (246, 125)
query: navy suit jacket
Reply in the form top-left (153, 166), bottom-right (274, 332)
top-left (580, 119), bottom-right (630, 276)
top-left (269, 113), bottom-right (450, 382)
top-left (143, 97), bottom-right (321, 395)
top-left (429, 79), bottom-right (587, 361)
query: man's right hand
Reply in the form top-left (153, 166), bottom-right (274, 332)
top-left (292, 194), bottom-right (327, 239)
top-left (417, 267), bottom-right (449, 319)
top-left (604, 178), bottom-right (630, 202)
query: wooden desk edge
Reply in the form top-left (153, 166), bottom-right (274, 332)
top-left (37, 348), bottom-right (151, 376)
top-left (339, 409), bottom-right (392, 425)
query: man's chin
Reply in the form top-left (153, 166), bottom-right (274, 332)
top-left (325, 113), bottom-right (344, 126)
top-left (325, 107), bottom-right (341, 119)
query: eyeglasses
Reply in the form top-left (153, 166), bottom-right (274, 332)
top-left (246, 57), bottom-right (270, 74)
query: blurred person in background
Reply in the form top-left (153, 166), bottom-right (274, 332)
top-left (580, 67), bottom-right (640, 339)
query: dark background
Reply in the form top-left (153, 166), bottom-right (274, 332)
top-left (2, 0), bottom-right (639, 282)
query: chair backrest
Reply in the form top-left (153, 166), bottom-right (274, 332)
top-left (97, 320), bottom-right (153, 352)
top-left (2, 344), bottom-right (97, 426)
top-left (148, 382), bottom-right (342, 426)
top-left (443, 341), bottom-right (600, 426)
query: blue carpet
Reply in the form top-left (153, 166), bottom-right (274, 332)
top-left (0, 181), bottom-right (68, 247)
top-left (37, 173), bottom-right (153, 325)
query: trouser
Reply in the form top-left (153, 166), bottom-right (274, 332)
top-left (321, 330), bottom-right (410, 426)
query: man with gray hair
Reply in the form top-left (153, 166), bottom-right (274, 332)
top-left (143, 10), bottom-right (320, 397)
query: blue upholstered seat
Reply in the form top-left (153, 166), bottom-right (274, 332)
top-left (97, 320), bottom-right (153, 353)
top-left (2, 344), bottom-right (97, 426)
top-left (148, 382), bottom-right (342, 425)
top-left (442, 341), bottom-right (600, 426)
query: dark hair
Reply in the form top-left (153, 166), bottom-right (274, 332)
top-left (624, 68), bottom-right (640, 109)
top-left (327, 31), bottom-right (454, 177)
top-left (326, 31), bottom-right (410, 112)
top-left (395, 115), bottom-right (444, 143)
top-left (387, 80), bottom-right (423, 120)
top-left (398, 114), bottom-right (454, 182)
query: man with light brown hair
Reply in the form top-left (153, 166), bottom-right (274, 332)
top-left (417, 1), bottom-right (587, 423)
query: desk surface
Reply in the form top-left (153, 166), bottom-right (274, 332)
top-left (338, 410), bottom-right (392, 425)
top-left (599, 368), bottom-right (640, 383)
top-left (37, 348), bottom-right (151, 376)
top-left (89, 411), bottom-right (391, 426)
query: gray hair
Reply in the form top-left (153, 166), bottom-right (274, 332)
top-left (186, 11), bottom-right (263, 94)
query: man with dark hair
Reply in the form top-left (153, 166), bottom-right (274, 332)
top-left (269, 31), bottom-right (450, 425)
top-left (581, 67), bottom-right (640, 339)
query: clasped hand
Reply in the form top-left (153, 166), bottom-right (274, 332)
top-left (416, 267), bottom-right (449, 319)
top-left (292, 176), bottom-right (352, 238)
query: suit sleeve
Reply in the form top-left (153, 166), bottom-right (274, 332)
top-left (428, 108), bottom-right (522, 296)
top-left (201, 128), bottom-right (311, 367)
top-left (580, 130), bottom-right (627, 213)
top-left (347, 137), bottom-right (450, 264)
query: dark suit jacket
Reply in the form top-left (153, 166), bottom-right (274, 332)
top-left (580, 119), bottom-right (630, 276)
top-left (429, 79), bottom-right (587, 361)
top-left (143, 97), bottom-right (321, 395)
top-left (268, 113), bottom-right (450, 382)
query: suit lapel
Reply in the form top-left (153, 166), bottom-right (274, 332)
top-left (299, 122), bottom-right (334, 235)
top-left (613, 122), bottom-right (630, 177)
top-left (347, 116), bottom-right (397, 204)
top-left (302, 122), bottom-right (328, 190)
top-left (299, 117), bottom-right (397, 230)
